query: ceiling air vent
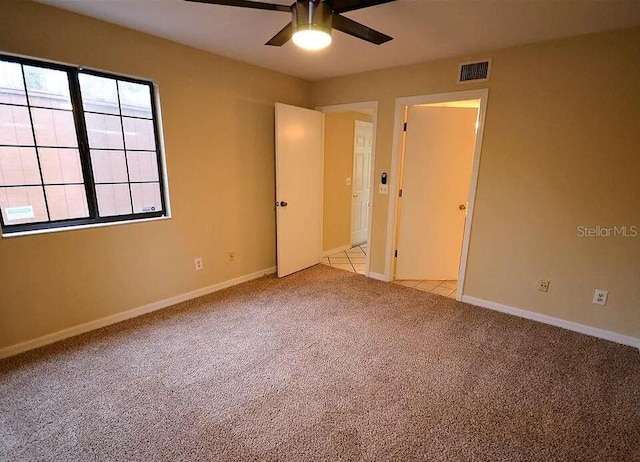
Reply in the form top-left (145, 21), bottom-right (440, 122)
top-left (457, 59), bottom-right (492, 84)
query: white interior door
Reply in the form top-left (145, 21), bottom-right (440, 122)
top-left (395, 105), bottom-right (478, 280)
top-left (275, 103), bottom-right (324, 278)
top-left (351, 121), bottom-right (372, 246)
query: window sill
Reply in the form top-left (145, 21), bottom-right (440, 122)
top-left (2, 215), bottom-right (172, 238)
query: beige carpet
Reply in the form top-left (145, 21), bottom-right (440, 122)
top-left (1, 265), bottom-right (639, 461)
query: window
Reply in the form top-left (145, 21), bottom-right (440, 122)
top-left (0, 54), bottom-right (168, 235)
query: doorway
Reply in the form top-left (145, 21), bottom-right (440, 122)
top-left (386, 90), bottom-right (489, 300)
top-left (316, 102), bottom-right (378, 276)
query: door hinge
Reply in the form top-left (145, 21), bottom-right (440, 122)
top-left (403, 122), bottom-right (408, 131)
top-left (399, 189), bottom-right (403, 198)
top-left (394, 250), bottom-right (398, 258)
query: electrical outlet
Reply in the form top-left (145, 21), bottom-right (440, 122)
top-left (538, 279), bottom-right (550, 292)
top-left (593, 289), bottom-right (608, 306)
top-left (227, 251), bottom-right (235, 262)
top-left (194, 257), bottom-right (203, 271)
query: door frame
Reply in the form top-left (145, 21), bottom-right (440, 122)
top-left (351, 119), bottom-right (374, 247)
top-left (384, 89), bottom-right (489, 300)
top-left (315, 101), bottom-right (378, 277)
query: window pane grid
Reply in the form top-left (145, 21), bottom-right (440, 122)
top-left (0, 144), bottom-right (80, 149)
top-left (0, 54), bottom-right (166, 233)
top-left (0, 101), bottom-right (28, 109)
top-left (1, 182), bottom-right (85, 187)
top-left (84, 109), bottom-right (152, 121)
top-left (0, 102), bottom-right (75, 113)
top-left (82, 147), bottom-right (157, 152)
top-left (115, 80), bottom-right (135, 216)
top-left (82, 72), bottom-right (162, 219)
top-left (0, 61), bottom-right (87, 226)
top-left (0, 184), bottom-right (45, 188)
top-left (93, 181), bottom-right (160, 185)
top-left (19, 63), bottom-right (50, 223)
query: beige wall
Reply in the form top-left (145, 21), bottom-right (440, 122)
top-left (0, 0), bottom-right (310, 349)
top-left (311, 27), bottom-right (640, 339)
top-left (1, 0), bottom-right (638, 349)
top-left (323, 111), bottom-right (373, 252)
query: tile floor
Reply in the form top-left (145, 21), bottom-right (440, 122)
top-left (322, 245), bottom-right (458, 299)
top-left (321, 244), bottom-right (367, 274)
top-left (393, 278), bottom-right (458, 299)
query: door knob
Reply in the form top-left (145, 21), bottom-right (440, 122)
top-left (280, 201), bottom-right (288, 207)
top-left (459, 204), bottom-right (466, 210)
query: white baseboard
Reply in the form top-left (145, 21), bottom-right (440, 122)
top-left (0, 266), bottom-right (277, 360)
top-left (5, 272), bottom-right (636, 360)
top-left (322, 245), bottom-right (351, 257)
top-left (368, 272), bottom-right (389, 282)
top-left (462, 295), bottom-right (640, 349)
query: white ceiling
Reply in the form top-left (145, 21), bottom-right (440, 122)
top-left (36, 0), bottom-right (640, 81)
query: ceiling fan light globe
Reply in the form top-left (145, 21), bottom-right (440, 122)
top-left (292, 29), bottom-right (332, 51)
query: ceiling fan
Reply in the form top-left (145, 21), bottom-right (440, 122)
top-left (185, 0), bottom-right (396, 50)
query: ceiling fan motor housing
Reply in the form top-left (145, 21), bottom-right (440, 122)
top-left (293, 0), bottom-right (333, 35)
top-left (183, 0), bottom-right (394, 47)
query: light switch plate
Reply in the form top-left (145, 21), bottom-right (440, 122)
top-left (346, 178), bottom-right (351, 186)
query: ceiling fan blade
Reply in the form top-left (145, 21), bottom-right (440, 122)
top-left (329, 0), bottom-right (396, 14)
top-left (266, 22), bottom-right (293, 46)
top-left (332, 14), bottom-right (392, 45)
top-left (184, 0), bottom-right (291, 13)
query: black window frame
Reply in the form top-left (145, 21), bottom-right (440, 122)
top-left (0, 53), bottom-right (169, 235)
